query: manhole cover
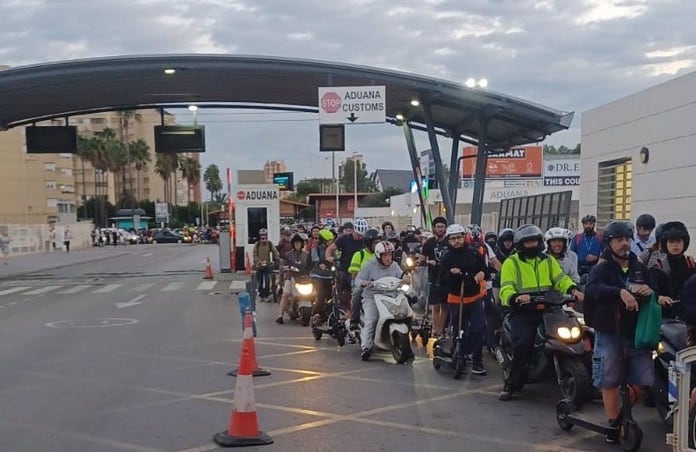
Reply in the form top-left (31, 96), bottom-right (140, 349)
top-left (45, 318), bottom-right (139, 328)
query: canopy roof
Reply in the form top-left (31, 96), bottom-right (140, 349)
top-left (0, 54), bottom-right (572, 148)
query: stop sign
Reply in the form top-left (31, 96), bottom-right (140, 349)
top-left (320, 92), bottom-right (341, 113)
top-left (236, 190), bottom-right (246, 200)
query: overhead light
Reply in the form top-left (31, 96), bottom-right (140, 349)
top-left (395, 114), bottom-right (405, 121)
top-left (164, 68), bottom-right (176, 75)
top-left (465, 78), bottom-right (476, 88)
top-left (410, 99), bottom-right (420, 107)
top-left (478, 78), bottom-right (488, 88)
top-left (188, 105), bottom-right (198, 112)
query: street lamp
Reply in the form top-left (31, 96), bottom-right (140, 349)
top-left (352, 152), bottom-right (359, 216)
top-left (465, 78), bottom-right (489, 88)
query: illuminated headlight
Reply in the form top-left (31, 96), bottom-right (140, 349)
top-left (576, 315), bottom-right (585, 326)
top-left (400, 284), bottom-right (410, 292)
top-left (658, 342), bottom-right (665, 354)
top-left (570, 327), bottom-right (581, 339)
top-left (557, 327), bottom-right (572, 340)
top-left (295, 283), bottom-right (313, 296)
top-left (405, 257), bottom-right (415, 268)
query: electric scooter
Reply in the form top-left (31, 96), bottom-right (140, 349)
top-left (312, 268), bottom-right (349, 346)
top-left (651, 303), bottom-right (687, 425)
top-left (433, 280), bottom-right (487, 379)
top-left (285, 266), bottom-right (316, 327)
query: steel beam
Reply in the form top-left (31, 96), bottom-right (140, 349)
top-left (448, 134), bottom-right (461, 216)
top-left (401, 121), bottom-right (429, 227)
top-left (422, 103), bottom-right (454, 224)
top-left (470, 113), bottom-right (490, 226)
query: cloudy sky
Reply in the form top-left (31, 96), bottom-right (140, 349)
top-left (2, 0), bottom-right (695, 181)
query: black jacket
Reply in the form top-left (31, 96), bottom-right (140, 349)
top-left (584, 250), bottom-right (651, 338)
top-left (438, 245), bottom-right (490, 298)
top-left (651, 254), bottom-right (696, 320)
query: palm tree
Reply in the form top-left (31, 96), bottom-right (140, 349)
top-left (118, 111), bottom-right (142, 202)
top-left (179, 156), bottom-right (201, 205)
top-left (128, 139), bottom-right (150, 202)
top-left (154, 153), bottom-right (179, 205)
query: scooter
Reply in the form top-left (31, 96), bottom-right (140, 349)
top-left (651, 307), bottom-right (687, 425)
top-left (433, 280), bottom-right (487, 379)
top-left (349, 276), bottom-right (415, 363)
top-left (400, 255), bottom-right (431, 348)
top-left (285, 266), bottom-right (316, 327)
top-left (256, 260), bottom-right (278, 303)
top-left (497, 290), bottom-right (591, 407)
top-left (557, 359), bottom-right (643, 451)
top-left (312, 268), bottom-right (349, 346)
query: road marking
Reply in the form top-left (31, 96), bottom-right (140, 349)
top-left (93, 284), bottom-right (123, 293)
top-left (22, 285), bottom-right (62, 295)
top-left (196, 281), bottom-right (217, 291)
top-left (161, 281), bottom-right (185, 292)
top-left (116, 294), bottom-right (146, 309)
top-left (0, 286), bottom-right (31, 296)
top-left (229, 281), bottom-right (246, 292)
top-left (129, 283), bottom-right (155, 292)
top-left (142, 253), bottom-right (153, 257)
top-left (58, 285), bottom-right (92, 294)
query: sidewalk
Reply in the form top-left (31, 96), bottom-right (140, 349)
top-left (0, 247), bottom-right (128, 279)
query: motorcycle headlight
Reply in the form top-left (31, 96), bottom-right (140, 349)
top-left (657, 342), bottom-right (665, 354)
top-left (405, 257), bottom-right (415, 268)
top-left (557, 327), bottom-right (572, 340)
top-left (570, 327), bottom-right (581, 339)
top-left (387, 302), bottom-right (410, 318)
top-left (400, 284), bottom-right (410, 292)
top-left (295, 283), bottom-right (313, 296)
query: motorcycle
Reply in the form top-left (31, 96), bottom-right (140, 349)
top-left (285, 266), bottom-right (316, 327)
top-left (347, 276), bottom-right (415, 363)
top-left (651, 310), bottom-right (688, 425)
top-left (497, 290), bottom-right (591, 407)
top-left (256, 260), bottom-right (279, 303)
top-left (312, 268), bottom-right (349, 346)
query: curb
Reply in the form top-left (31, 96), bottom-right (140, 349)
top-left (0, 252), bottom-right (129, 280)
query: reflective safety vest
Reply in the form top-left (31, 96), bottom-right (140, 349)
top-left (499, 253), bottom-right (575, 307)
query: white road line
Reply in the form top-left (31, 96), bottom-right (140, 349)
top-left (129, 283), bottom-right (155, 292)
top-left (58, 285), bottom-right (93, 294)
top-left (92, 284), bottom-right (123, 294)
top-left (229, 281), bottom-right (246, 292)
top-left (196, 281), bottom-right (217, 291)
top-left (22, 286), bottom-right (62, 295)
top-left (116, 294), bottom-right (146, 309)
top-left (0, 286), bottom-right (31, 296)
top-left (161, 281), bottom-right (185, 292)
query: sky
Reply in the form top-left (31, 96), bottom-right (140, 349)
top-left (2, 0), bottom-right (695, 181)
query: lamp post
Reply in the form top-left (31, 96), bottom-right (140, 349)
top-left (352, 153), bottom-right (358, 217)
top-left (332, 150), bottom-right (339, 223)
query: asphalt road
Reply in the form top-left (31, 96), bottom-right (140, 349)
top-left (0, 245), bottom-right (673, 451)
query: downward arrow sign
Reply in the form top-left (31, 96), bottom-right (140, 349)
top-left (116, 294), bottom-right (146, 309)
top-left (347, 113), bottom-right (359, 122)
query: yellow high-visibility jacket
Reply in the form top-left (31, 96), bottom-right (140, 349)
top-left (499, 253), bottom-right (575, 306)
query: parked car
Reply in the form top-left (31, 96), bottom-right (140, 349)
top-left (151, 230), bottom-right (184, 244)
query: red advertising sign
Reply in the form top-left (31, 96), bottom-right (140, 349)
top-left (461, 146), bottom-right (543, 179)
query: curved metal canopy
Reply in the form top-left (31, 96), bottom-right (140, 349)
top-left (0, 54), bottom-right (572, 147)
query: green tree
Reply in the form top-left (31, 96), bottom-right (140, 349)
top-left (128, 139), bottom-right (151, 203)
top-left (543, 143), bottom-right (580, 156)
top-left (203, 164), bottom-right (223, 201)
top-left (340, 159), bottom-right (376, 192)
top-left (179, 156), bottom-right (201, 204)
top-left (360, 187), bottom-right (405, 207)
top-left (155, 154), bottom-right (178, 204)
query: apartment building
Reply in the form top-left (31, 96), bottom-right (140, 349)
top-left (263, 160), bottom-right (286, 183)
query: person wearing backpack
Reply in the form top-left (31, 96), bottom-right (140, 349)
top-left (570, 214), bottom-right (604, 276)
top-left (584, 220), bottom-right (666, 443)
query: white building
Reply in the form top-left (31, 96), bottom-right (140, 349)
top-left (580, 70), bottom-right (696, 233)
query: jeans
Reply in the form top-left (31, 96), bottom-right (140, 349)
top-left (507, 309), bottom-right (543, 391)
top-left (447, 299), bottom-right (485, 362)
top-left (312, 277), bottom-right (332, 320)
top-left (360, 296), bottom-right (378, 350)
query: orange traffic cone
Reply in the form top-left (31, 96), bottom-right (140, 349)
top-left (214, 311), bottom-right (273, 448)
top-left (228, 310), bottom-right (271, 377)
top-left (244, 253), bottom-right (252, 275)
top-left (203, 257), bottom-right (214, 280)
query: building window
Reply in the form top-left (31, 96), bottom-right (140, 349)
top-left (45, 181), bottom-right (56, 190)
top-left (91, 118), bottom-right (105, 125)
top-left (44, 163), bottom-right (55, 172)
top-left (60, 153), bottom-right (73, 159)
top-left (47, 198), bottom-right (58, 208)
top-left (597, 158), bottom-right (632, 226)
top-left (60, 168), bottom-right (73, 177)
top-left (57, 202), bottom-right (74, 214)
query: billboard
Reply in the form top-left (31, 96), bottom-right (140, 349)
top-left (543, 159), bottom-right (580, 186)
top-left (461, 146), bottom-right (542, 179)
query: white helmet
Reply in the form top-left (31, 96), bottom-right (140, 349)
top-left (354, 218), bottom-right (369, 235)
top-left (544, 227), bottom-right (569, 244)
top-left (445, 224), bottom-right (466, 237)
top-left (374, 240), bottom-right (395, 259)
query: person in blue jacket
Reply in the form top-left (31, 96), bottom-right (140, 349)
top-left (570, 214), bottom-right (604, 276)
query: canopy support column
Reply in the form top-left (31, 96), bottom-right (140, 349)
top-left (401, 121), bottom-right (429, 228)
top-left (448, 133), bottom-right (461, 218)
top-left (471, 114), bottom-right (491, 226)
top-left (422, 103), bottom-right (454, 224)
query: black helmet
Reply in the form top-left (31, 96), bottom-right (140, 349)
top-left (290, 232), bottom-right (307, 244)
top-left (602, 220), bottom-right (634, 240)
top-left (498, 228), bottom-right (514, 243)
top-left (660, 221), bottom-right (690, 252)
top-left (513, 224), bottom-right (544, 255)
top-left (655, 223), bottom-right (665, 243)
top-left (636, 214), bottom-right (656, 230)
top-left (581, 214), bottom-right (597, 224)
top-left (485, 232), bottom-right (497, 243)
top-left (363, 228), bottom-right (381, 248)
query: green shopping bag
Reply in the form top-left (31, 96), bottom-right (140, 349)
top-left (634, 293), bottom-right (661, 350)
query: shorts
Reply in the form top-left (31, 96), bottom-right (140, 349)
top-left (592, 331), bottom-right (654, 389)
top-left (428, 284), bottom-right (447, 305)
top-left (283, 279), bottom-right (293, 293)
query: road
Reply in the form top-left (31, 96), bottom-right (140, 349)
top-left (0, 245), bottom-right (673, 451)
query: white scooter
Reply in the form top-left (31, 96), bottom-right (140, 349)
top-left (350, 276), bottom-right (415, 363)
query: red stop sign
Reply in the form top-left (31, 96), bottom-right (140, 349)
top-left (321, 92), bottom-right (341, 113)
top-left (236, 190), bottom-right (246, 200)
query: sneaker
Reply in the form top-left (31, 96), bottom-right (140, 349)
top-left (498, 384), bottom-right (513, 401)
top-left (347, 334), bottom-right (357, 344)
top-left (349, 321), bottom-right (360, 332)
top-left (361, 348), bottom-right (371, 361)
top-left (471, 362), bottom-right (487, 376)
top-left (275, 316), bottom-right (284, 325)
top-left (605, 419), bottom-right (619, 444)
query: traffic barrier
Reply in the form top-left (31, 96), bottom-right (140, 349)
top-left (228, 307), bottom-right (270, 377)
top-left (213, 310), bottom-right (273, 448)
top-left (203, 256), bottom-right (214, 280)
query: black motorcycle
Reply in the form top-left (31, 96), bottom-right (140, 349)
top-left (312, 268), bottom-right (349, 346)
top-left (651, 313), bottom-right (688, 425)
top-left (497, 290), bottom-right (591, 407)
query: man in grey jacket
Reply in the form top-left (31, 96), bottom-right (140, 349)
top-left (355, 241), bottom-right (410, 361)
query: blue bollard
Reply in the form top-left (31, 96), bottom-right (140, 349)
top-left (237, 292), bottom-right (257, 338)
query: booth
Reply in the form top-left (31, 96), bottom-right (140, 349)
top-left (233, 184), bottom-right (280, 271)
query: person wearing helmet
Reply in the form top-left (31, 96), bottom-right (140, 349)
top-left (545, 227), bottom-right (581, 284)
top-left (584, 220), bottom-right (662, 443)
top-left (353, 218), bottom-right (369, 236)
top-left (439, 223), bottom-right (490, 375)
top-left (498, 224), bottom-right (580, 401)
top-left (309, 229), bottom-right (336, 326)
top-left (253, 228), bottom-right (280, 302)
top-left (570, 214), bottom-right (604, 276)
top-left (355, 240), bottom-right (410, 360)
top-left (649, 221), bottom-right (695, 318)
top-left (325, 222), bottom-right (364, 305)
top-left (631, 214), bottom-right (656, 256)
top-left (402, 224), bottom-right (421, 254)
top-left (491, 228), bottom-right (515, 303)
top-left (277, 226), bottom-right (293, 256)
top-left (385, 230), bottom-right (404, 266)
top-left (276, 233), bottom-right (311, 324)
top-left (485, 232), bottom-right (497, 249)
top-left (347, 228), bottom-right (383, 334)
top-left (421, 216), bottom-right (450, 337)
